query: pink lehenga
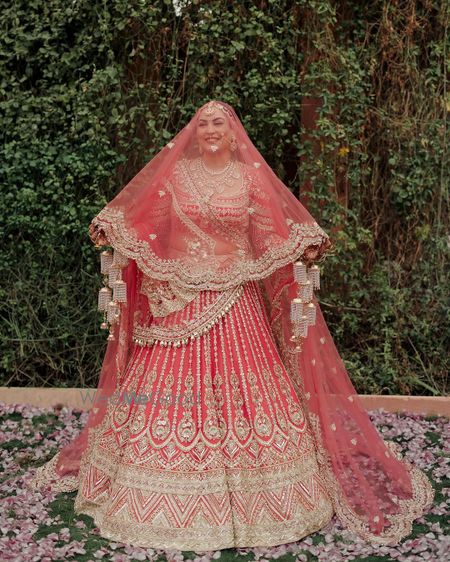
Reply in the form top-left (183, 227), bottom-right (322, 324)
top-left (27, 100), bottom-right (434, 551)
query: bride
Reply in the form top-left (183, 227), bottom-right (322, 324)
top-left (27, 100), bottom-right (434, 551)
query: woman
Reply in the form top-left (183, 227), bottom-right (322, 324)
top-left (27, 100), bottom-right (434, 551)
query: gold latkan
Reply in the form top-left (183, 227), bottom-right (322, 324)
top-left (290, 261), bottom-right (321, 352)
top-left (96, 247), bottom-right (128, 336)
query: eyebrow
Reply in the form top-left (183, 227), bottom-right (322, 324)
top-left (198, 117), bottom-right (225, 123)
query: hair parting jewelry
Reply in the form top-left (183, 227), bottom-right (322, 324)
top-left (200, 100), bottom-right (235, 121)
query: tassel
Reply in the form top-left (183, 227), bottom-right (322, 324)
top-left (100, 250), bottom-right (113, 274)
top-left (298, 314), bottom-right (309, 337)
top-left (290, 259), bottom-right (320, 351)
top-left (113, 279), bottom-right (127, 303)
top-left (293, 260), bottom-right (307, 283)
top-left (112, 249), bottom-right (129, 268)
top-left (306, 302), bottom-right (316, 325)
top-left (291, 313), bottom-right (309, 339)
top-left (308, 264), bottom-right (320, 290)
top-left (107, 301), bottom-right (120, 324)
top-left (290, 298), bottom-right (304, 323)
top-left (107, 266), bottom-right (120, 288)
top-left (299, 280), bottom-right (313, 302)
top-left (97, 248), bottom-right (126, 337)
top-left (98, 287), bottom-right (112, 311)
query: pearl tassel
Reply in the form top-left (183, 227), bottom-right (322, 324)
top-left (290, 259), bottom-right (321, 352)
top-left (107, 266), bottom-right (120, 288)
top-left (298, 279), bottom-right (313, 302)
top-left (308, 264), bottom-right (321, 290)
top-left (100, 250), bottom-right (113, 274)
top-left (290, 298), bottom-right (304, 323)
top-left (293, 260), bottom-right (307, 283)
top-left (106, 301), bottom-right (120, 323)
top-left (112, 249), bottom-right (129, 268)
top-left (96, 246), bottom-right (128, 337)
top-left (113, 279), bottom-right (127, 303)
top-left (98, 287), bottom-right (112, 311)
top-left (306, 302), bottom-right (316, 325)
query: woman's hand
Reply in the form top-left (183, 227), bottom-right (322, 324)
top-left (89, 223), bottom-right (109, 246)
top-left (302, 238), bottom-right (332, 264)
top-left (303, 246), bottom-right (320, 262)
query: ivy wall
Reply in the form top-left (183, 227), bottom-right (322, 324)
top-left (1, 0), bottom-right (448, 395)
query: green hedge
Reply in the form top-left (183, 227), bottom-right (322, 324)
top-left (1, 0), bottom-right (448, 395)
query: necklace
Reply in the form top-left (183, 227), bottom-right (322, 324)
top-left (200, 158), bottom-right (233, 176)
top-left (193, 157), bottom-right (240, 200)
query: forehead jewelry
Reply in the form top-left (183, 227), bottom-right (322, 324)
top-left (201, 101), bottom-right (235, 120)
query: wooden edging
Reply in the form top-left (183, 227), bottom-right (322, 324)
top-left (0, 387), bottom-right (449, 417)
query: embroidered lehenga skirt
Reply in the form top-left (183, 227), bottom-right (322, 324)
top-left (73, 278), bottom-right (335, 551)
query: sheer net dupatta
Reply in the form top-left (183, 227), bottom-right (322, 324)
top-left (263, 265), bottom-right (435, 546)
top-left (26, 259), bottom-right (140, 493)
top-left (86, 102), bottom-right (330, 291)
top-left (25, 99), bottom-right (330, 493)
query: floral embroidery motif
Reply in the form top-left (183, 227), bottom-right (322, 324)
top-left (140, 275), bottom-right (198, 318)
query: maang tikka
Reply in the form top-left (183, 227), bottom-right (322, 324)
top-left (202, 100), bottom-right (235, 121)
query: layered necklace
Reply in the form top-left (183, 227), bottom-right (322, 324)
top-left (192, 156), bottom-right (241, 202)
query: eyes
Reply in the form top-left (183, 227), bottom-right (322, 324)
top-left (197, 119), bottom-right (225, 127)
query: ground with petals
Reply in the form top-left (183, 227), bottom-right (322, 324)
top-left (0, 401), bottom-right (448, 562)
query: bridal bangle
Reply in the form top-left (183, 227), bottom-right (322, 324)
top-left (290, 260), bottom-right (321, 352)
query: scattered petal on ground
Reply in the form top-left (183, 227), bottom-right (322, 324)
top-left (0, 401), bottom-right (448, 562)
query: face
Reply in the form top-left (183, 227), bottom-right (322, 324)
top-left (196, 108), bottom-right (233, 155)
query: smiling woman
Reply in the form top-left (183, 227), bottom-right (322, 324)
top-left (27, 100), bottom-right (433, 552)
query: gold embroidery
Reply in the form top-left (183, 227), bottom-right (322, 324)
top-left (176, 349), bottom-right (196, 443)
top-left (27, 279), bottom-right (434, 550)
top-left (133, 284), bottom-right (244, 347)
top-left (74, 423), bottom-right (334, 550)
top-left (26, 451), bottom-right (79, 493)
top-left (90, 206), bottom-right (328, 291)
top-left (140, 275), bottom-right (198, 317)
top-left (174, 158), bottom-right (251, 259)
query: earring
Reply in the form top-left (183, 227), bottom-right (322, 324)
top-left (229, 135), bottom-right (237, 152)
